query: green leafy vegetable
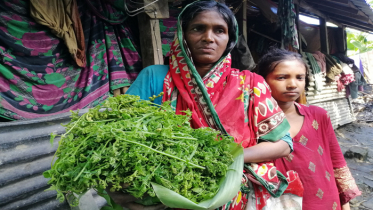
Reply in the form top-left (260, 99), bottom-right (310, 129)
top-left (44, 94), bottom-right (239, 206)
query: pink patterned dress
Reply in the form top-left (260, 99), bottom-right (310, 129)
top-left (274, 103), bottom-right (361, 210)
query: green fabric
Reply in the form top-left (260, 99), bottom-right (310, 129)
top-left (159, 7), bottom-right (180, 56)
top-left (278, 0), bottom-right (299, 50)
top-left (305, 52), bottom-right (321, 74)
top-left (301, 52), bottom-right (312, 72)
top-left (244, 164), bottom-right (289, 198)
top-left (85, 0), bottom-right (127, 24)
top-left (260, 118), bottom-right (290, 141)
top-left (0, 0), bottom-right (142, 120)
top-left (332, 55), bottom-right (341, 64)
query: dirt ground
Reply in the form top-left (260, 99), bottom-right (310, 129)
top-left (336, 121), bottom-right (373, 209)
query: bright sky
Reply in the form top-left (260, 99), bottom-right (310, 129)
top-left (299, 14), bottom-right (373, 41)
top-left (299, 14), bottom-right (338, 27)
top-left (299, 15), bottom-right (319, 25)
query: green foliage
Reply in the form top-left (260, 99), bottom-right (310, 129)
top-left (347, 30), bottom-right (373, 55)
top-left (44, 94), bottom-right (236, 206)
top-left (97, 187), bottom-right (123, 210)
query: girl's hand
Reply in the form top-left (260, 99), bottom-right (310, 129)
top-left (342, 202), bottom-right (351, 210)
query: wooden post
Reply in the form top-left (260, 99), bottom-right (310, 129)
top-left (319, 17), bottom-right (329, 54)
top-left (137, 0), bottom-right (169, 68)
top-left (242, 0), bottom-right (247, 41)
top-left (295, 3), bottom-right (301, 53)
top-left (294, 3), bottom-right (307, 104)
top-left (114, 0), bottom-right (168, 96)
top-left (138, 14), bottom-right (163, 68)
top-left (341, 26), bottom-right (347, 55)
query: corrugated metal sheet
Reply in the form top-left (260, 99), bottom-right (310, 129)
top-left (306, 77), bottom-right (346, 104)
top-left (350, 0), bottom-right (373, 23)
top-left (311, 98), bottom-right (354, 129)
top-left (307, 76), bottom-right (354, 128)
top-left (0, 110), bottom-right (106, 210)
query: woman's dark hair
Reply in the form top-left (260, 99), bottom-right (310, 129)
top-left (255, 48), bottom-right (308, 78)
top-left (180, 0), bottom-right (238, 55)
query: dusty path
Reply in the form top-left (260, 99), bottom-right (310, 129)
top-left (336, 122), bottom-right (373, 209)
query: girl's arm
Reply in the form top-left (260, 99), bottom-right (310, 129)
top-left (244, 140), bottom-right (290, 163)
top-left (342, 203), bottom-right (350, 210)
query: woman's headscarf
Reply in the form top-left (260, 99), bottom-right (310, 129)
top-left (162, 0), bottom-right (289, 148)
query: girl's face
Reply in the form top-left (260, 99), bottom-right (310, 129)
top-left (265, 59), bottom-right (306, 103)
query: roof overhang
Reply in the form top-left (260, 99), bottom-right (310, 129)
top-left (297, 0), bottom-right (373, 32)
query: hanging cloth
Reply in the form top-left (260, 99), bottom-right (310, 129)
top-left (334, 53), bottom-right (354, 65)
top-left (302, 52), bottom-right (322, 92)
top-left (325, 54), bottom-right (343, 82)
top-left (312, 51), bottom-right (326, 73)
top-left (82, 0), bottom-right (127, 25)
top-left (30, 0), bottom-right (86, 67)
top-left (305, 52), bottom-right (323, 92)
top-left (0, 0), bottom-right (142, 120)
top-left (231, 34), bottom-right (256, 71)
top-left (340, 62), bottom-right (355, 86)
top-left (305, 52), bottom-right (320, 74)
top-left (278, 0), bottom-right (299, 50)
top-left (348, 65), bottom-right (366, 99)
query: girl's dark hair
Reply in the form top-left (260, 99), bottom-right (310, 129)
top-left (180, 0), bottom-right (238, 55)
top-left (255, 48), bottom-right (309, 79)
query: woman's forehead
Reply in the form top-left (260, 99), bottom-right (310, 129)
top-left (189, 10), bottom-right (227, 26)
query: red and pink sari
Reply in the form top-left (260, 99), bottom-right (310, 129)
top-left (162, 33), bottom-right (303, 209)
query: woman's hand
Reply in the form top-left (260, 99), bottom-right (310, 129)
top-left (105, 183), bottom-right (166, 210)
top-left (105, 190), bottom-right (167, 210)
top-left (342, 202), bottom-right (351, 210)
top-left (243, 140), bottom-right (291, 163)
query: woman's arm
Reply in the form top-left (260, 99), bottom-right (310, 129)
top-left (126, 65), bottom-right (169, 105)
top-left (244, 140), bottom-right (290, 163)
top-left (248, 73), bottom-right (291, 155)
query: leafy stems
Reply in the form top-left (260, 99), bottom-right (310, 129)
top-left (111, 129), bottom-right (205, 170)
top-left (177, 143), bottom-right (199, 177)
top-left (44, 94), bottom-right (234, 205)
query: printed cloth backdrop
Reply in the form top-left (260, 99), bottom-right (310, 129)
top-left (159, 7), bottom-right (180, 58)
top-left (0, 0), bottom-right (142, 120)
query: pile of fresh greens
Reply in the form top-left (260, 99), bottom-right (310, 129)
top-left (44, 94), bottom-right (238, 206)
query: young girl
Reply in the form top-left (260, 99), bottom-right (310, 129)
top-left (255, 48), bottom-right (361, 210)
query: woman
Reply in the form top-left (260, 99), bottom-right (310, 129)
top-left (255, 48), bottom-right (361, 210)
top-left (122, 1), bottom-right (294, 209)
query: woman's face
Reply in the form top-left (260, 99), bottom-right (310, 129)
top-left (184, 10), bottom-right (229, 66)
top-left (265, 60), bottom-right (306, 103)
